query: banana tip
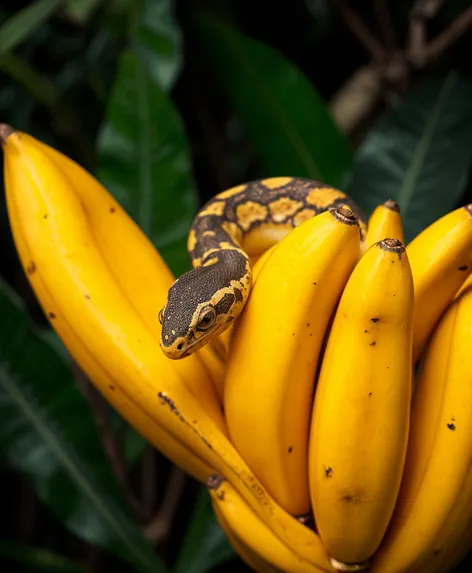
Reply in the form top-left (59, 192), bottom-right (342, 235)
top-left (384, 199), bottom-right (400, 212)
top-left (332, 205), bottom-right (358, 226)
top-left (207, 473), bottom-right (225, 489)
top-left (465, 203), bottom-right (472, 217)
top-left (330, 557), bottom-right (371, 571)
top-left (379, 237), bottom-right (404, 254)
top-left (0, 123), bottom-right (15, 144)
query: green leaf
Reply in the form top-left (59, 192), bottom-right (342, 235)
top-left (123, 425), bottom-right (148, 466)
top-left (173, 486), bottom-right (234, 573)
top-left (346, 72), bottom-right (472, 241)
top-left (130, 0), bottom-right (182, 91)
top-left (0, 539), bottom-right (90, 572)
top-left (0, 280), bottom-right (167, 573)
top-left (0, 0), bottom-right (65, 54)
top-left (65, 0), bottom-right (103, 24)
top-left (197, 14), bottom-right (352, 187)
top-left (98, 50), bottom-right (197, 277)
top-left (0, 51), bottom-right (58, 107)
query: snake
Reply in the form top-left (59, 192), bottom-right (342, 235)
top-left (159, 177), bottom-right (367, 359)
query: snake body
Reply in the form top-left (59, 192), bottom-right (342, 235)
top-left (159, 177), bottom-right (366, 359)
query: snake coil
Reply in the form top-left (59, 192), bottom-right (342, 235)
top-left (159, 177), bottom-right (366, 359)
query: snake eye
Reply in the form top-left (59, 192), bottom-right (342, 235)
top-left (158, 308), bottom-right (164, 325)
top-left (196, 306), bottom-right (216, 331)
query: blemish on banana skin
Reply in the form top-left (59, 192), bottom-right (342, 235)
top-left (324, 466), bottom-right (333, 478)
top-left (340, 491), bottom-right (364, 504)
top-left (207, 474), bottom-right (227, 500)
top-left (158, 392), bottom-right (274, 508)
top-left (157, 391), bottom-right (215, 450)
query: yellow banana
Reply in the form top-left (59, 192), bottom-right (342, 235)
top-left (224, 207), bottom-right (361, 515)
top-left (309, 238), bottom-right (414, 568)
top-left (208, 475), bottom-right (330, 573)
top-left (204, 245), bottom-right (277, 406)
top-left (1, 125), bottom-right (333, 571)
top-left (212, 497), bottom-right (284, 573)
top-left (406, 204), bottom-right (472, 363)
top-left (365, 199), bottom-right (404, 247)
top-left (3, 135), bottom-right (213, 483)
top-left (25, 131), bottom-right (224, 420)
top-left (425, 530), bottom-right (472, 573)
top-left (406, 465), bottom-right (472, 573)
top-left (371, 272), bottom-right (472, 573)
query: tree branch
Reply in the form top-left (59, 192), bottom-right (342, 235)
top-left (329, 65), bottom-right (383, 134)
top-left (71, 362), bottom-right (146, 521)
top-left (374, 0), bottom-right (398, 51)
top-left (141, 447), bottom-right (158, 522)
top-left (144, 467), bottom-right (187, 545)
top-left (410, 0), bottom-right (446, 20)
top-left (408, 0), bottom-right (446, 67)
top-left (332, 0), bottom-right (386, 61)
top-left (425, 5), bottom-right (472, 61)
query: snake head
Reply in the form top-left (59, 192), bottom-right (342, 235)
top-left (158, 265), bottom-right (239, 359)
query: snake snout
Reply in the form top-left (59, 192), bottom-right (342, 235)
top-left (160, 335), bottom-right (191, 360)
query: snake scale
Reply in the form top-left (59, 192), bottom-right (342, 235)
top-left (159, 177), bottom-right (367, 359)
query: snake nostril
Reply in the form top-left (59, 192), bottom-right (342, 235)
top-left (177, 342), bottom-right (184, 351)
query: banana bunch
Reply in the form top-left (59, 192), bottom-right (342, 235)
top-left (2, 124), bottom-right (472, 573)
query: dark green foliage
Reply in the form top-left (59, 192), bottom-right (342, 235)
top-left (1, 1), bottom-right (472, 572)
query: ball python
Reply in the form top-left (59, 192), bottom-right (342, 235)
top-left (159, 177), bottom-right (366, 359)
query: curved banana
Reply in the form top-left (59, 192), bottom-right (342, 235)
top-left (1, 125), bottom-right (333, 571)
top-left (371, 273), bottom-right (472, 573)
top-left (224, 207), bottom-right (361, 515)
top-left (212, 497), bottom-right (284, 573)
top-left (208, 475), bottom-right (330, 573)
top-left (406, 466), bottom-right (472, 573)
top-left (406, 204), bottom-right (472, 363)
top-left (365, 200), bottom-right (404, 247)
top-left (205, 243), bottom-right (277, 407)
top-left (26, 132), bottom-right (225, 420)
top-left (309, 238), bottom-right (414, 568)
top-left (3, 136), bottom-right (214, 483)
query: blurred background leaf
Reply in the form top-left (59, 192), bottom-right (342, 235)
top-left (2, 1), bottom-right (472, 571)
top-left (0, 0), bottom-right (65, 54)
top-left (0, 539), bottom-right (90, 572)
top-left (197, 14), bottom-right (353, 187)
top-left (0, 280), bottom-right (165, 572)
top-left (65, 0), bottom-right (103, 25)
top-left (173, 487), bottom-right (234, 573)
top-left (129, 0), bottom-right (182, 92)
top-left (98, 50), bottom-right (196, 277)
top-left (346, 72), bottom-right (472, 241)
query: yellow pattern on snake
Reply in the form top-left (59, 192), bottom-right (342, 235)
top-left (159, 177), bottom-right (367, 359)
